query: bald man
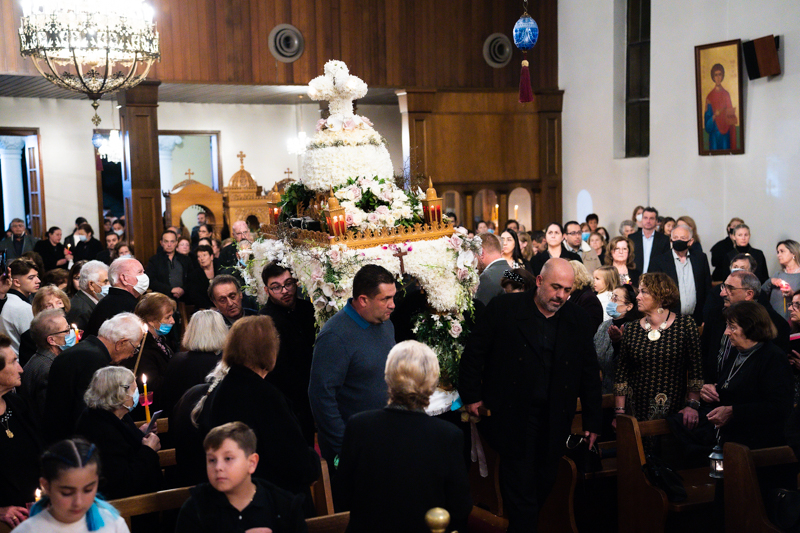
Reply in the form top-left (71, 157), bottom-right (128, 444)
top-left (219, 220), bottom-right (253, 278)
top-left (459, 258), bottom-right (602, 532)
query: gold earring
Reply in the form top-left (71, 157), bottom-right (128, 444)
top-left (657, 307), bottom-right (664, 314)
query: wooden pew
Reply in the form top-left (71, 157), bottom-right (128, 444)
top-left (158, 448), bottom-right (177, 468)
top-left (134, 417), bottom-right (169, 434)
top-left (570, 394), bottom-right (617, 480)
top-left (723, 442), bottom-right (797, 533)
top-left (616, 414), bottom-right (716, 533)
top-left (310, 457), bottom-right (335, 516)
top-left (307, 511), bottom-right (350, 533)
top-left (108, 486), bottom-right (193, 530)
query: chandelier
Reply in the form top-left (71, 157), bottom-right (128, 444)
top-left (19, 1), bottom-right (161, 126)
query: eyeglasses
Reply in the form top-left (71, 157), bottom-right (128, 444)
top-left (51, 328), bottom-right (71, 336)
top-left (565, 231), bottom-right (582, 236)
top-left (790, 302), bottom-right (800, 311)
top-left (268, 279), bottom-right (297, 293)
top-left (127, 340), bottom-right (141, 357)
top-left (610, 294), bottom-right (625, 303)
top-left (722, 284), bottom-right (747, 293)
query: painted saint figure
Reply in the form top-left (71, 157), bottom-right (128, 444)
top-left (704, 63), bottom-right (738, 150)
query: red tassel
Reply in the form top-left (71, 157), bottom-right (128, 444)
top-left (519, 58), bottom-right (533, 103)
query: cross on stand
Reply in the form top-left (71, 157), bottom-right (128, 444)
top-left (185, 169), bottom-right (194, 179)
top-left (237, 151), bottom-right (246, 168)
top-left (284, 168), bottom-right (293, 180)
top-left (394, 248), bottom-right (409, 276)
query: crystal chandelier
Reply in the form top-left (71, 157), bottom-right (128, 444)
top-left (19, 1), bottom-right (161, 125)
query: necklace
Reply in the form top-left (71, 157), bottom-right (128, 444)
top-left (722, 353), bottom-right (751, 389)
top-left (0, 408), bottom-right (13, 439)
top-left (643, 311), bottom-right (670, 341)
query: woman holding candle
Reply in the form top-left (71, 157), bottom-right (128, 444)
top-left (131, 292), bottom-right (177, 411)
top-left (762, 240), bottom-right (800, 321)
top-left (74, 366), bottom-right (162, 499)
top-left (0, 333), bottom-right (43, 529)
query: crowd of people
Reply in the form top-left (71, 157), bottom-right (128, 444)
top-left (0, 205), bottom-right (799, 532)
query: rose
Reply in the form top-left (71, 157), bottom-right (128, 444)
top-left (343, 117), bottom-right (357, 130)
top-left (329, 249), bottom-right (341, 264)
top-left (367, 213), bottom-right (379, 224)
top-left (345, 213), bottom-right (355, 226)
top-left (449, 320), bottom-right (463, 338)
top-left (376, 205), bottom-right (390, 216)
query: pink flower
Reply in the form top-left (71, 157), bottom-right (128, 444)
top-left (367, 213), bottom-right (379, 224)
top-left (316, 119), bottom-right (326, 132)
top-left (449, 321), bottom-right (463, 338)
top-left (457, 268), bottom-right (469, 281)
top-left (342, 117), bottom-right (357, 130)
top-left (376, 205), bottom-right (389, 216)
top-left (345, 213), bottom-right (355, 226)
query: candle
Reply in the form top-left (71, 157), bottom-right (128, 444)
top-left (514, 204), bottom-right (519, 219)
top-left (142, 374), bottom-right (151, 423)
top-left (34, 488), bottom-right (41, 502)
top-left (71, 323), bottom-right (80, 342)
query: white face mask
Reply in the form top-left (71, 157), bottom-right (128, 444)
top-left (635, 214), bottom-right (643, 222)
top-left (133, 273), bottom-right (149, 295)
top-left (77, 234), bottom-right (87, 242)
top-left (114, 229), bottom-right (125, 237)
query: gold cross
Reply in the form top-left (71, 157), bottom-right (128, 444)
top-left (394, 248), bottom-right (409, 276)
top-left (237, 151), bottom-right (246, 168)
top-left (185, 169), bottom-right (194, 179)
top-left (284, 168), bottom-right (293, 179)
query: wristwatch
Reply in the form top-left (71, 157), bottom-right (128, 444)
top-left (686, 399), bottom-right (700, 410)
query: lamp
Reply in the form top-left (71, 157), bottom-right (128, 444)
top-left (19, 0), bottom-right (161, 125)
top-left (709, 443), bottom-right (724, 479)
top-left (266, 184), bottom-right (282, 225)
top-left (421, 177), bottom-right (443, 225)
top-left (323, 188), bottom-right (347, 237)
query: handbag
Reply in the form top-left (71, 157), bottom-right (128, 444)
top-left (642, 453), bottom-right (687, 502)
top-left (564, 434), bottom-right (603, 474)
top-left (767, 489), bottom-right (800, 533)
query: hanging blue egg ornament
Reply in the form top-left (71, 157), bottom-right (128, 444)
top-left (513, 13), bottom-right (538, 103)
top-left (513, 15), bottom-right (539, 52)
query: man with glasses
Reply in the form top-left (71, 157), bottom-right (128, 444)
top-left (700, 270), bottom-right (789, 385)
top-left (44, 312), bottom-right (145, 442)
top-left (259, 262), bottom-right (316, 444)
top-left (22, 309), bottom-right (72, 419)
top-left (562, 220), bottom-right (600, 273)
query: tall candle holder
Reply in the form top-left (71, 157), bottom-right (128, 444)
top-left (323, 188), bottom-right (348, 237)
top-left (421, 177), bottom-right (443, 225)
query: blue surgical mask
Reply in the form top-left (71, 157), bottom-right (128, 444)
top-left (606, 300), bottom-right (622, 318)
top-left (59, 329), bottom-right (77, 350)
top-left (582, 232), bottom-right (590, 242)
top-left (100, 284), bottom-right (111, 297)
top-left (128, 387), bottom-right (140, 412)
top-left (157, 323), bottom-right (173, 335)
top-left (77, 234), bottom-right (87, 242)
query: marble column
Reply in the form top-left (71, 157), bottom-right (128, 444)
top-left (0, 136), bottom-right (26, 228)
top-left (158, 135), bottom-right (183, 213)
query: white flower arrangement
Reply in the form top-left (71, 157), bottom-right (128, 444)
top-left (332, 176), bottom-right (422, 232)
top-left (239, 239), bottom-right (290, 305)
top-left (301, 144), bottom-right (394, 192)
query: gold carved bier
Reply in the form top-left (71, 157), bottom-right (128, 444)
top-left (223, 152), bottom-right (272, 230)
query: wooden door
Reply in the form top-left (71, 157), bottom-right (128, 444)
top-left (24, 135), bottom-right (44, 239)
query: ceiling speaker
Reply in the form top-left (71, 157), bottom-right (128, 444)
top-left (268, 24), bottom-right (304, 63)
top-left (483, 33), bottom-right (512, 68)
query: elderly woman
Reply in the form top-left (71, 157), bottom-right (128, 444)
top-left (338, 340), bottom-right (471, 533)
top-left (531, 223), bottom-right (582, 275)
top-left (74, 366), bottom-right (162, 499)
top-left (614, 273), bottom-right (703, 429)
top-left (605, 236), bottom-right (640, 286)
top-left (568, 260), bottom-right (603, 331)
top-left (500, 268), bottom-right (537, 293)
top-left (699, 301), bottom-right (793, 449)
top-left (0, 334), bottom-right (43, 529)
top-left (594, 284), bottom-right (642, 394)
top-left (112, 241), bottom-right (134, 260)
top-left (159, 309), bottom-right (228, 417)
top-left (618, 219), bottom-right (636, 238)
top-left (132, 292), bottom-right (177, 409)
top-left (763, 240), bottom-right (800, 321)
top-left (194, 316), bottom-right (320, 503)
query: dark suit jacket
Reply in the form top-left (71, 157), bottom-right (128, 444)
top-left (67, 290), bottom-right (97, 331)
top-left (338, 408), bottom-right (472, 533)
top-left (458, 292), bottom-right (603, 460)
top-left (530, 245), bottom-right (583, 275)
top-left (475, 259), bottom-right (508, 306)
top-left (96, 249), bottom-right (113, 266)
top-left (710, 236), bottom-right (735, 281)
top-left (84, 287), bottom-right (139, 337)
top-left (72, 237), bottom-right (103, 262)
top-left (145, 250), bottom-right (191, 297)
top-left (120, 333), bottom-right (172, 411)
top-left (649, 249), bottom-right (712, 325)
top-left (0, 234), bottom-right (37, 260)
top-left (43, 335), bottom-right (112, 443)
top-left (185, 261), bottom-right (219, 309)
top-left (629, 229), bottom-right (670, 273)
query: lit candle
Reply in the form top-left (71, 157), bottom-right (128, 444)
top-left (142, 374), bottom-right (150, 423)
top-left (514, 204), bottom-right (519, 219)
top-left (71, 323), bottom-right (80, 342)
top-left (34, 488), bottom-right (41, 502)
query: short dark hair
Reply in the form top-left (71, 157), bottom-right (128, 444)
top-left (352, 265), bottom-right (395, 299)
top-left (722, 300), bottom-right (777, 342)
top-left (198, 224), bottom-right (213, 233)
top-left (500, 268), bottom-right (536, 292)
top-left (195, 245), bottom-right (213, 257)
top-left (9, 258), bottom-right (37, 278)
top-left (113, 219), bottom-right (125, 228)
top-left (46, 226), bottom-right (61, 236)
top-left (78, 222), bottom-right (94, 235)
top-left (505, 219), bottom-right (519, 229)
top-left (730, 253), bottom-right (758, 273)
top-left (161, 230), bottom-right (178, 240)
top-left (564, 220), bottom-right (581, 232)
top-left (261, 262), bottom-right (290, 287)
top-left (42, 269), bottom-right (69, 288)
top-left (585, 214), bottom-right (598, 223)
top-left (643, 206), bottom-right (659, 217)
top-left (41, 438), bottom-right (101, 483)
top-left (75, 217), bottom-right (87, 226)
top-left (208, 274), bottom-right (241, 302)
top-left (531, 230), bottom-right (545, 243)
top-left (711, 63), bottom-right (725, 79)
top-left (0, 334), bottom-right (11, 370)
top-left (204, 421), bottom-right (257, 456)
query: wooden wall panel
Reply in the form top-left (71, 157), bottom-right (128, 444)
top-left (0, 0), bottom-right (559, 89)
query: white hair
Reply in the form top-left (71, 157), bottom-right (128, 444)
top-left (79, 261), bottom-right (108, 291)
top-left (108, 257), bottom-right (138, 286)
top-left (673, 223), bottom-right (694, 239)
top-left (84, 366), bottom-right (136, 411)
top-left (98, 312), bottom-right (144, 344)
top-left (182, 310), bottom-right (228, 352)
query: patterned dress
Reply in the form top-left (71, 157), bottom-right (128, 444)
top-left (614, 314), bottom-right (703, 421)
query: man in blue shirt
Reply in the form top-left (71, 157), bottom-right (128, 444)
top-left (630, 206), bottom-right (670, 274)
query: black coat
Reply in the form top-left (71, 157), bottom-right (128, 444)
top-left (33, 239), bottom-right (68, 272)
top-left (649, 249), bottom-right (712, 325)
top-left (72, 237), bottom-right (103, 263)
top-left (96, 249), bottom-right (113, 266)
top-left (723, 245), bottom-right (770, 284)
top-left (67, 291), bottom-right (97, 331)
top-left (185, 261), bottom-right (220, 309)
top-left (43, 335), bottom-right (112, 443)
top-left (568, 286), bottom-right (603, 332)
top-left (530, 245), bottom-right (582, 275)
top-left (74, 408), bottom-right (163, 499)
top-left (629, 229), bottom-right (670, 273)
top-left (338, 408), bottom-right (472, 533)
top-left (172, 383), bottom-right (211, 487)
top-left (159, 350), bottom-right (220, 418)
top-left (84, 287), bottom-right (139, 337)
top-left (0, 393), bottom-right (43, 506)
top-left (715, 341), bottom-right (794, 450)
top-left (145, 250), bottom-right (191, 298)
top-left (197, 364), bottom-right (321, 496)
top-left (710, 236), bottom-right (735, 282)
top-left (260, 298), bottom-right (316, 445)
top-left (458, 292), bottom-right (603, 459)
top-left (121, 333), bottom-right (173, 411)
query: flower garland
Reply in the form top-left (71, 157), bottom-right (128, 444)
top-left (412, 312), bottom-right (469, 389)
top-left (334, 177), bottom-right (424, 232)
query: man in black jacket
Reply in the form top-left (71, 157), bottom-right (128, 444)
top-left (629, 207), bottom-right (670, 274)
top-left (649, 223), bottom-right (711, 326)
top-left (709, 217), bottom-right (744, 282)
top-left (459, 258), bottom-right (602, 532)
top-left (146, 230), bottom-right (191, 301)
top-left (84, 257), bottom-right (148, 336)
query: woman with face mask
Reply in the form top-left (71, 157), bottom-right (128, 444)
top-left (132, 292), bottom-right (177, 413)
top-left (74, 366), bottom-right (163, 499)
top-left (593, 284), bottom-right (643, 394)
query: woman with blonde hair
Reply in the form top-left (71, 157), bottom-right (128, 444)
top-left (338, 340), bottom-right (471, 533)
top-left (593, 265), bottom-right (621, 321)
top-left (568, 261), bottom-right (603, 330)
top-left (763, 239), bottom-right (800, 320)
top-left (677, 215), bottom-right (703, 251)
